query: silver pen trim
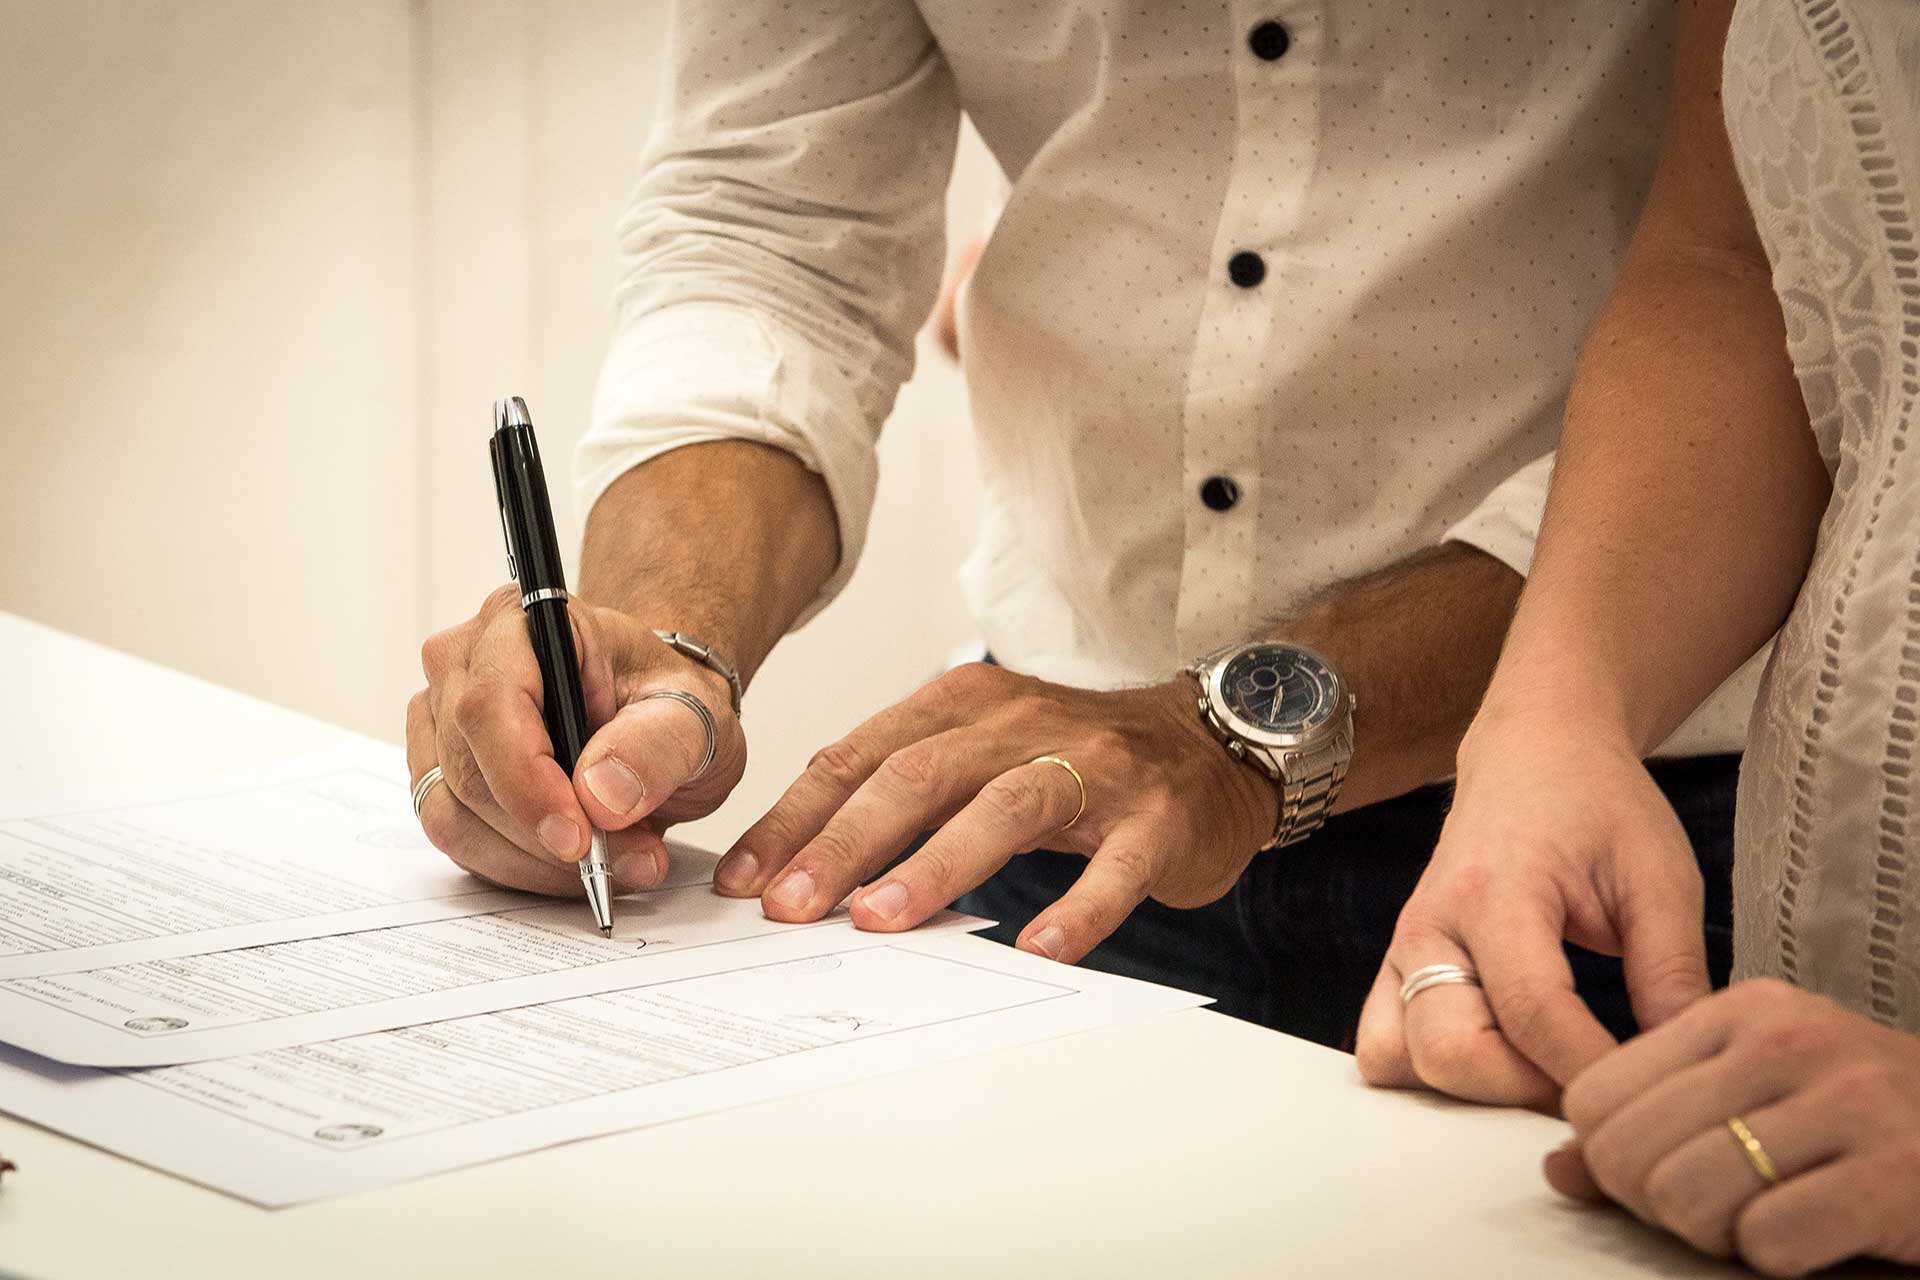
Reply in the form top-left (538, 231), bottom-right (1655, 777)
top-left (580, 829), bottom-right (613, 936)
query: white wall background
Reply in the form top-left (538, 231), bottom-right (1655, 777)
top-left (0, 0), bottom-right (995, 851)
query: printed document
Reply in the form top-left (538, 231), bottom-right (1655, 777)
top-left (0, 934), bottom-right (1207, 1206)
top-left (0, 746), bottom-right (541, 979)
top-left (0, 891), bottom-right (980, 1066)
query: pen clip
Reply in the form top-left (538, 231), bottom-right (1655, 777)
top-left (487, 434), bottom-right (519, 584)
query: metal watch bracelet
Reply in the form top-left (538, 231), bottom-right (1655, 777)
top-left (652, 630), bottom-right (743, 715)
top-left (1266, 729), bottom-right (1351, 850)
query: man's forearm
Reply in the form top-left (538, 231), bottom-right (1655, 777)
top-left (1281, 543), bottom-right (1522, 812)
top-left (578, 441), bottom-right (840, 685)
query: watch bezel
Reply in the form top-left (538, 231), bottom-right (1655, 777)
top-left (1205, 641), bottom-right (1352, 750)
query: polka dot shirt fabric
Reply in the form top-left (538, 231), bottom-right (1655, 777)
top-left (577, 0), bottom-right (1754, 757)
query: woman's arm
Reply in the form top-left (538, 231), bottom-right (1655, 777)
top-left (1354, 0), bottom-right (1831, 1108)
top-left (1479, 0), bottom-right (1829, 754)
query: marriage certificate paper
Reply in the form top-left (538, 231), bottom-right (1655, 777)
top-left (0, 933), bottom-right (1207, 1206)
top-left (0, 887), bottom-right (981, 1066)
top-left (0, 746), bottom-right (533, 979)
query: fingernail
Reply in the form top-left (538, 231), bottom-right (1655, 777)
top-left (1027, 925), bottom-right (1065, 959)
top-left (766, 869), bottom-right (815, 913)
top-left (584, 757), bottom-right (644, 815)
top-left (716, 850), bottom-right (759, 893)
top-left (537, 814), bottom-right (580, 859)
top-left (862, 881), bottom-right (909, 923)
top-left (614, 846), bottom-right (664, 887)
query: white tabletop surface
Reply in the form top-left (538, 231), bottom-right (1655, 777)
top-left (0, 612), bottom-right (1857, 1279)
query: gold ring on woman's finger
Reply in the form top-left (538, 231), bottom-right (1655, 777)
top-left (1030, 755), bottom-right (1087, 830)
top-left (1726, 1115), bottom-right (1781, 1186)
top-left (410, 765), bottom-right (447, 824)
top-left (1399, 963), bottom-right (1481, 1006)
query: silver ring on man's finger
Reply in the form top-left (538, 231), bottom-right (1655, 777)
top-left (641, 689), bottom-right (717, 781)
top-left (1399, 963), bottom-right (1481, 1006)
top-left (411, 765), bottom-right (446, 824)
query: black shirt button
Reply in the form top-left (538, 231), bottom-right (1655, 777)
top-left (1227, 251), bottom-right (1266, 288)
top-left (1200, 475), bottom-right (1241, 511)
top-left (1248, 21), bottom-right (1291, 61)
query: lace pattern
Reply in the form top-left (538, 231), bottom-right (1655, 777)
top-left (1725, 0), bottom-right (1920, 1029)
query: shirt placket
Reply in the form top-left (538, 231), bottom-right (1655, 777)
top-left (1174, 2), bottom-right (1320, 659)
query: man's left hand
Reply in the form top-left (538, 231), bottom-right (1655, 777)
top-left (711, 662), bottom-right (1277, 962)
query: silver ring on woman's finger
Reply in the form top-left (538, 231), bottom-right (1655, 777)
top-left (642, 689), bottom-right (717, 781)
top-left (1399, 963), bottom-right (1481, 1006)
top-left (411, 765), bottom-right (446, 824)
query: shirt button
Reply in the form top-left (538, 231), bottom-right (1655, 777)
top-left (1248, 21), bottom-right (1291, 61)
top-left (1228, 251), bottom-right (1266, 288)
top-left (1200, 476), bottom-right (1241, 511)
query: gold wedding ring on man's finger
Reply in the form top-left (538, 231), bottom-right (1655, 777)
top-left (1030, 755), bottom-right (1086, 830)
top-left (1399, 963), bottom-right (1481, 1006)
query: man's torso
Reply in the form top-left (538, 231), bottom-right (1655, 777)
top-left (932, 1), bottom-right (1671, 684)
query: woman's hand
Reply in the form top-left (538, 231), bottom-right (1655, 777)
top-left (1548, 978), bottom-right (1920, 1277)
top-left (1356, 712), bottom-right (1710, 1108)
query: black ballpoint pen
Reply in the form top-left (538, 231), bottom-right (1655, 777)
top-left (489, 395), bottom-right (614, 936)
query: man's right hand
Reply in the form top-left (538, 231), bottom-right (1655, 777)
top-left (406, 585), bottom-right (746, 897)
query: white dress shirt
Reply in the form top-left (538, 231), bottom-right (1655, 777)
top-left (577, 0), bottom-right (1754, 757)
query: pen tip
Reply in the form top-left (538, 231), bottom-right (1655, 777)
top-left (600, 925), bottom-right (614, 939)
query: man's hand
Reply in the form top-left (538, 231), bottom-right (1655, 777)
top-left (407, 586), bottom-right (745, 896)
top-left (1354, 715), bottom-right (1709, 1108)
top-left (711, 662), bottom-right (1277, 962)
top-left (1547, 979), bottom-right (1920, 1277)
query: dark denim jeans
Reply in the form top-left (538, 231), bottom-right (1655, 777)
top-left (955, 753), bottom-right (1739, 1050)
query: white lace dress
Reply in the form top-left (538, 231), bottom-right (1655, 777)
top-left (1723, 0), bottom-right (1920, 1030)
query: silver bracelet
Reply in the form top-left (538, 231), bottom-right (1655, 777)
top-left (652, 630), bottom-right (744, 715)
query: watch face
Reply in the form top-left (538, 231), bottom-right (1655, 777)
top-left (1219, 645), bottom-right (1344, 740)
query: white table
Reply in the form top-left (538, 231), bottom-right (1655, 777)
top-left (0, 612), bottom-right (1812, 1279)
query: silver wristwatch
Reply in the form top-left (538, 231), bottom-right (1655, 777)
top-left (1185, 641), bottom-right (1354, 851)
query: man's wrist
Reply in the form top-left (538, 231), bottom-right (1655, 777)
top-left (1163, 675), bottom-right (1284, 852)
top-left (577, 442), bottom-right (839, 684)
top-left (585, 597), bottom-right (748, 714)
top-left (641, 633), bottom-right (737, 717)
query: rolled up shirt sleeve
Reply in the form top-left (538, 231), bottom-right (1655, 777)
top-left (1442, 451), bottom-right (1556, 577)
top-left (575, 0), bottom-right (961, 627)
